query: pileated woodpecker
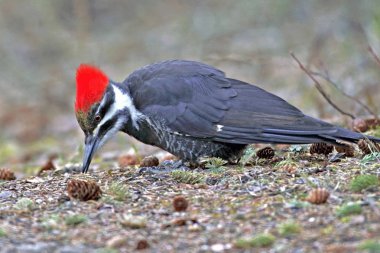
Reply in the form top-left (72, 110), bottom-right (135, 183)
top-left (75, 60), bottom-right (380, 173)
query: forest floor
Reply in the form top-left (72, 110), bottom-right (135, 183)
top-left (0, 144), bottom-right (379, 253)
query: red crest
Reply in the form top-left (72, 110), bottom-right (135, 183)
top-left (75, 64), bottom-right (109, 113)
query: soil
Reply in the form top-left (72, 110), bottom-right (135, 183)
top-left (0, 148), bottom-right (379, 253)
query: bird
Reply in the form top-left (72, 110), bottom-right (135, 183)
top-left (75, 60), bottom-right (380, 173)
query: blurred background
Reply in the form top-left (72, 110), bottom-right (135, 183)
top-left (0, 0), bottom-right (379, 171)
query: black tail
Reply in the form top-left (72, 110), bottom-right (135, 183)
top-left (320, 127), bottom-right (380, 145)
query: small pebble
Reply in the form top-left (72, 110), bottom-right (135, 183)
top-left (106, 235), bottom-right (126, 248)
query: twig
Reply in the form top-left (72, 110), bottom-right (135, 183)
top-left (290, 52), bottom-right (356, 119)
top-left (368, 45), bottom-right (380, 67)
top-left (309, 70), bottom-right (377, 118)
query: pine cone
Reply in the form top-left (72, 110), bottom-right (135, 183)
top-left (173, 196), bottom-right (189, 212)
top-left (365, 118), bottom-right (380, 129)
top-left (334, 145), bottom-right (355, 157)
top-left (256, 147), bottom-right (275, 159)
top-left (118, 154), bottom-right (139, 167)
top-left (136, 239), bottom-right (150, 250)
top-left (140, 156), bottom-right (159, 167)
top-left (0, 168), bottom-right (16, 180)
top-left (358, 139), bottom-right (380, 155)
top-left (306, 188), bottom-right (330, 204)
top-left (309, 142), bottom-right (334, 156)
top-left (352, 118), bottom-right (368, 132)
top-left (67, 179), bottom-right (102, 201)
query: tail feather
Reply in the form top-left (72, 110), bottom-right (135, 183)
top-left (320, 127), bottom-right (380, 144)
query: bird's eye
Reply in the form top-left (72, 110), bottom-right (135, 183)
top-left (94, 114), bottom-right (102, 122)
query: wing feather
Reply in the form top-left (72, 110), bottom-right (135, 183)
top-left (124, 60), bottom-right (362, 145)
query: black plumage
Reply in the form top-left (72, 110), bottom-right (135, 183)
top-left (123, 60), bottom-right (379, 155)
top-left (77, 60), bottom-right (380, 172)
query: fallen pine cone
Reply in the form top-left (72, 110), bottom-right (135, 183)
top-left (67, 179), bottom-right (102, 201)
top-left (256, 147), bottom-right (275, 159)
top-left (352, 118), bottom-right (369, 133)
top-left (306, 188), bottom-right (330, 204)
top-left (118, 154), bottom-right (139, 167)
top-left (358, 139), bottom-right (380, 155)
top-left (334, 145), bottom-right (355, 157)
top-left (173, 195), bottom-right (189, 212)
top-left (38, 156), bottom-right (57, 176)
top-left (136, 239), bottom-right (150, 250)
top-left (309, 142), bottom-right (334, 156)
top-left (0, 168), bottom-right (16, 180)
top-left (365, 118), bottom-right (380, 129)
top-left (140, 156), bottom-right (159, 167)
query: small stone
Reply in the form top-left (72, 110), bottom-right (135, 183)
top-left (188, 223), bottom-right (202, 232)
top-left (120, 214), bottom-right (147, 229)
top-left (211, 243), bottom-right (225, 252)
top-left (57, 194), bottom-right (70, 204)
top-left (0, 191), bottom-right (14, 199)
top-left (106, 235), bottom-right (126, 248)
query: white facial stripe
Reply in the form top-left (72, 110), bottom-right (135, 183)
top-left (112, 85), bottom-right (142, 125)
top-left (93, 85), bottom-right (142, 136)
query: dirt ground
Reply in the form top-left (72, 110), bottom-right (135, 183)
top-left (0, 145), bottom-right (379, 253)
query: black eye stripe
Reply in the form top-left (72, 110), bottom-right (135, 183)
top-left (98, 90), bottom-right (114, 117)
top-left (98, 117), bottom-right (118, 138)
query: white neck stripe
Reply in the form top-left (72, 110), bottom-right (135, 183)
top-left (94, 85), bottom-right (141, 135)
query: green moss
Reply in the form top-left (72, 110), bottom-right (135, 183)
top-left (360, 152), bottom-right (380, 166)
top-left (41, 214), bottom-right (60, 231)
top-left (204, 157), bottom-right (227, 173)
top-left (287, 199), bottom-right (311, 209)
top-left (14, 198), bottom-right (35, 210)
top-left (239, 146), bottom-right (256, 166)
top-left (65, 214), bottom-right (87, 226)
top-left (278, 221), bottom-right (301, 237)
top-left (235, 233), bottom-right (275, 248)
top-left (321, 225), bottom-right (334, 235)
top-left (0, 228), bottom-right (6, 237)
top-left (108, 182), bottom-right (129, 201)
top-left (95, 248), bottom-right (119, 253)
top-left (170, 170), bottom-right (204, 184)
top-left (367, 126), bottom-right (380, 138)
top-left (336, 203), bottom-right (362, 217)
top-left (350, 175), bottom-right (379, 192)
top-left (358, 240), bottom-right (380, 253)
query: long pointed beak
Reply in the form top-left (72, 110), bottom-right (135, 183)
top-left (82, 135), bottom-right (99, 173)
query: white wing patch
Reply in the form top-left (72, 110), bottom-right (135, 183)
top-left (216, 124), bottom-right (224, 132)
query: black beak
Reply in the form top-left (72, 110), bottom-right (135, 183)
top-left (82, 135), bottom-right (99, 173)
